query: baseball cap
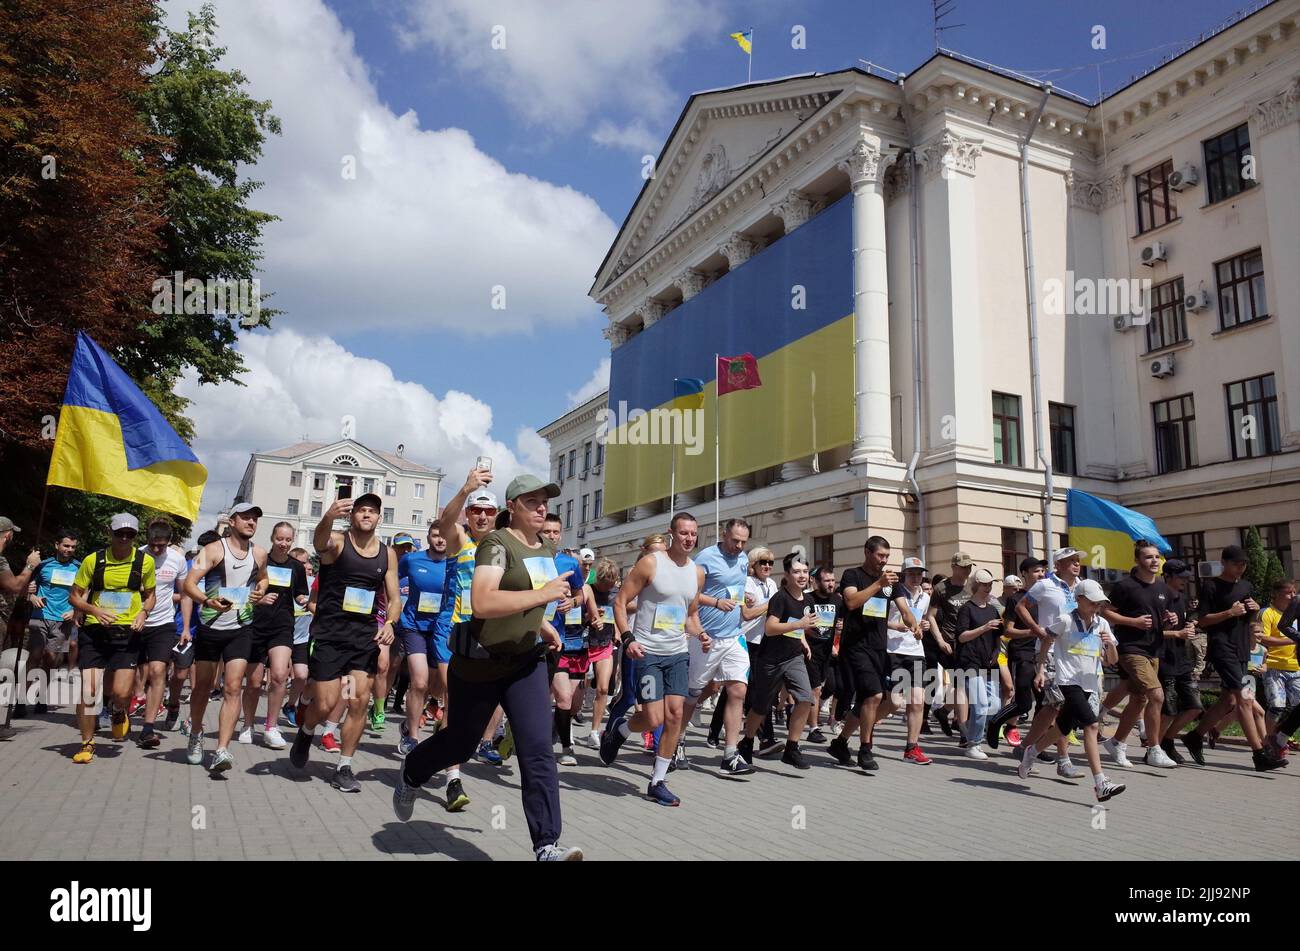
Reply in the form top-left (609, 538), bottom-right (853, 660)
top-left (466, 489), bottom-right (499, 510)
top-left (505, 474), bottom-right (561, 502)
top-left (229, 502), bottom-right (263, 518)
top-left (1052, 547), bottom-right (1082, 563)
top-left (392, 532), bottom-right (416, 548)
top-left (1221, 544), bottom-right (1248, 563)
top-left (1075, 578), bottom-right (1110, 603)
top-left (971, 567), bottom-right (996, 585)
top-left (579, 548), bottom-right (595, 561)
top-left (950, 551), bottom-right (974, 567)
top-left (352, 493), bottom-right (383, 511)
top-left (1162, 558), bottom-right (1192, 578)
top-left (1018, 556), bottom-right (1047, 573)
top-left (900, 556), bottom-right (926, 572)
top-left (1003, 574), bottom-right (1023, 587)
top-left (110, 513), bottom-right (139, 533)
top-left (0, 516), bottom-right (20, 534)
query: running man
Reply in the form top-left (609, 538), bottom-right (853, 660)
top-left (601, 512), bottom-right (709, 806)
top-left (67, 515), bottom-right (157, 762)
top-left (984, 556), bottom-right (1045, 750)
top-left (241, 521), bottom-right (307, 750)
top-left (805, 565), bottom-right (844, 744)
top-left (24, 529), bottom-right (80, 715)
top-left (396, 523), bottom-right (449, 755)
top-left (181, 503), bottom-right (269, 773)
top-left (1155, 559), bottom-right (1201, 764)
top-left (584, 558), bottom-right (621, 745)
top-left (285, 547), bottom-right (314, 726)
top-left (289, 492), bottom-right (399, 791)
top-left (136, 520), bottom-right (188, 749)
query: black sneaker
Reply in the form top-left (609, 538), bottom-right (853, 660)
top-left (444, 778), bottom-right (470, 811)
top-left (736, 736), bottom-right (754, 764)
top-left (781, 742), bottom-right (810, 770)
top-left (920, 720), bottom-right (933, 735)
top-left (1036, 750), bottom-right (1058, 763)
top-left (163, 706), bottom-right (179, 729)
top-left (598, 715), bottom-right (629, 766)
top-left (704, 733), bottom-right (721, 749)
top-left (331, 765), bottom-right (361, 793)
top-left (719, 753), bottom-right (756, 777)
top-left (857, 745), bottom-right (879, 771)
top-left (806, 728), bottom-right (827, 744)
top-left (1180, 731), bottom-right (1206, 766)
top-left (1253, 749), bottom-right (1286, 772)
top-left (289, 727), bottom-right (313, 769)
top-left (827, 735), bottom-right (852, 765)
top-left (1160, 738), bottom-right (1185, 765)
top-left (934, 708), bottom-right (954, 737)
top-left (985, 719), bottom-right (1000, 750)
top-left (756, 738), bottom-right (784, 758)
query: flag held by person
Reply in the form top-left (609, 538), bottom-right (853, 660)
top-left (46, 331), bottom-right (207, 520)
top-left (716, 354), bottom-right (761, 395)
top-left (1067, 488), bottom-right (1171, 572)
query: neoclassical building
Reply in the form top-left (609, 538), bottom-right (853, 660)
top-left (560, 2), bottom-right (1300, 582)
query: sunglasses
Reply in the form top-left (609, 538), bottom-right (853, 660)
top-left (756, 559), bottom-right (774, 567)
top-left (467, 506), bottom-right (497, 516)
top-left (113, 530), bottom-right (137, 539)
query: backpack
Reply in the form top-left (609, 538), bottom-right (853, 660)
top-left (89, 548), bottom-right (146, 594)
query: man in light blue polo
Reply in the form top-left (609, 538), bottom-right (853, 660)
top-left (681, 518), bottom-right (756, 777)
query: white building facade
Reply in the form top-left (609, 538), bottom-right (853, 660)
top-left (538, 392), bottom-right (608, 551)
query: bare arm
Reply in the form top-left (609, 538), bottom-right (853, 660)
top-left (180, 541), bottom-right (223, 607)
top-left (614, 554), bottom-right (655, 635)
top-left (437, 466), bottom-right (492, 543)
top-left (314, 500), bottom-right (351, 562)
top-left (470, 561), bottom-right (571, 620)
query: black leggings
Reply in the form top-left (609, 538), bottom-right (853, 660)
top-left (987, 656), bottom-right (1036, 735)
top-left (403, 655), bottom-right (560, 850)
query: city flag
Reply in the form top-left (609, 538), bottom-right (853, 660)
top-left (672, 377), bottom-right (706, 411)
top-left (1067, 488), bottom-right (1171, 573)
top-left (717, 354), bottom-right (762, 395)
top-left (729, 30), bottom-right (752, 55)
top-left (46, 331), bottom-right (207, 520)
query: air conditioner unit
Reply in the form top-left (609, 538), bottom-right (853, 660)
top-left (591, 464), bottom-right (602, 475)
top-left (1150, 354), bottom-right (1176, 378)
top-left (1113, 313), bottom-right (1139, 332)
top-left (577, 528), bottom-right (586, 539)
top-left (578, 470), bottom-right (588, 481)
top-left (1139, 241), bottom-right (1168, 266)
top-left (1184, 288), bottom-right (1211, 312)
top-left (1168, 164), bottom-right (1199, 191)
top-left (1197, 560), bottom-right (1222, 579)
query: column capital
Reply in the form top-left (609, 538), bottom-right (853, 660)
top-left (602, 321), bottom-right (631, 348)
top-left (916, 130), bottom-right (983, 181)
top-left (838, 138), bottom-right (898, 187)
top-left (770, 189), bottom-right (822, 231)
top-left (670, 267), bottom-right (707, 301)
top-left (1252, 75), bottom-right (1300, 135)
top-left (639, 297), bottom-right (667, 328)
top-left (720, 232), bottom-right (757, 269)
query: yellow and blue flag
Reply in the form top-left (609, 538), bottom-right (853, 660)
top-left (672, 377), bottom-right (705, 411)
top-left (729, 30), bottom-right (752, 55)
top-left (1067, 489), bottom-right (1171, 573)
top-left (46, 332), bottom-right (207, 520)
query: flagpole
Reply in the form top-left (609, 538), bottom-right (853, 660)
top-left (714, 353), bottom-right (721, 541)
top-left (670, 434), bottom-right (677, 515)
top-left (748, 28), bottom-right (753, 83)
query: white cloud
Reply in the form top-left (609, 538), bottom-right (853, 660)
top-left (161, 0), bottom-right (615, 334)
top-left (591, 119), bottom-right (663, 154)
top-left (400, 0), bottom-right (723, 130)
top-left (182, 329), bottom-right (545, 534)
top-left (565, 357), bottom-right (610, 408)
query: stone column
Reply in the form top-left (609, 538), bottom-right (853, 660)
top-left (722, 474), bottom-right (754, 497)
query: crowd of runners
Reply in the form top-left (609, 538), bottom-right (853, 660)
top-left (2, 464), bottom-right (1298, 862)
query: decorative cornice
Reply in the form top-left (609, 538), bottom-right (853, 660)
top-left (916, 131), bottom-right (983, 181)
top-left (720, 232), bottom-right (757, 268)
top-left (1252, 75), bottom-right (1300, 135)
top-left (671, 266), bottom-right (707, 301)
top-left (838, 138), bottom-right (898, 186)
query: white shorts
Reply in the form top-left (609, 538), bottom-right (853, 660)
top-left (688, 635), bottom-right (750, 694)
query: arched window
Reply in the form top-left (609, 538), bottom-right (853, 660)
top-left (332, 454), bottom-right (359, 467)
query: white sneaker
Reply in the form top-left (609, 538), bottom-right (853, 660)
top-left (584, 731), bottom-right (601, 749)
top-left (1057, 758), bottom-right (1084, 779)
top-left (965, 744), bottom-right (988, 760)
top-left (238, 727), bottom-right (254, 745)
top-left (263, 727), bottom-right (287, 750)
top-left (1144, 745), bottom-right (1177, 768)
top-left (1017, 745), bottom-right (1037, 779)
top-left (1136, 718), bottom-right (1147, 744)
top-left (558, 747), bottom-right (577, 766)
top-left (1102, 737), bottom-right (1132, 768)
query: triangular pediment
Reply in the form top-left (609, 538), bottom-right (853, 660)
top-left (297, 439), bottom-right (393, 473)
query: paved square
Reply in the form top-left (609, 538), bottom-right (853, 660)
top-left (1, 702), bottom-right (1295, 861)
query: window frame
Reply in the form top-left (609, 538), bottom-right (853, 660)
top-left (1001, 528), bottom-right (1031, 579)
top-left (1048, 402), bottom-right (1077, 476)
top-left (1134, 159), bottom-right (1178, 234)
top-left (1214, 248), bottom-right (1267, 331)
top-left (1152, 393), bottom-right (1197, 474)
top-left (1202, 123), bottom-right (1254, 205)
top-left (991, 392), bottom-right (1024, 467)
top-left (1144, 276), bottom-right (1187, 353)
top-left (287, 498), bottom-right (299, 516)
top-left (1225, 373), bottom-right (1280, 460)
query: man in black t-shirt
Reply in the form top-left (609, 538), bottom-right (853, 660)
top-left (1184, 546), bottom-right (1284, 772)
top-left (923, 552), bottom-right (973, 737)
top-left (805, 566), bottom-right (843, 743)
top-left (985, 556), bottom-right (1046, 748)
top-left (1156, 560), bottom-right (1202, 764)
top-left (826, 536), bottom-right (903, 772)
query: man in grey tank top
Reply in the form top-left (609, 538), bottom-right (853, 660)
top-left (600, 512), bottom-right (709, 807)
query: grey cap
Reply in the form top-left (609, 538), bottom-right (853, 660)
top-left (110, 513), bottom-right (139, 533)
top-left (229, 502), bottom-right (263, 518)
top-left (1075, 578), bottom-right (1110, 603)
top-left (466, 489), bottom-right (499, 510)
top-left (0, 517), bottom-right (20, 534)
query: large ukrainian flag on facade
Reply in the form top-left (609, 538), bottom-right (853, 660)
top-left (1068, 488), bottom-right (1171, 573)
top-left (603, 196), bottom-right (853, 514)
top-left (47, 332), bottom-right (207, 520)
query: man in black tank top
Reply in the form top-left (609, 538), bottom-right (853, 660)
top-left (289, 492), bottom-right (399, 793)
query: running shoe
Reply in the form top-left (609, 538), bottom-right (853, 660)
top-left (369, 703), bottom-right (386, 734)
top-left (127, 694), bottom-right (146, 717)
top-left (1067, 730), bottom-right (1082, 747)
top-left (263, 728), bottom-right (287, 750)
top-left (444, 778), bottom-right (470, 811)
top-left (1205, 728), bottom-right (1219, 749)
top-left (98, 707), bottom-right (112, 730)
top-left (398, 735), bottom-right (419, 756)
top-left (805, 728), bottom-right (827, 744)
top-left (392, 766), bottom-right (417, 822)
top-left (209, 687), bottom-right (223, 701)
top-left (934, 707), bottom-right (954, 737)
top-left (719, 753), bottom-right (756, 777)
top-left (1005, 727), bottom-right (1022, 747)
top-left (1036, 750), bottom-right (1057, 763)
top-left (584, 731), bottom-right (601, 750)
top-left (138, 729), bottom-right (161, 750)
top-left (1017, 746), bottom-right (1036, 780)
top-left (1160, 738), bottom-right (1185, 765)
top-left (984, 720), bottom-right (1001, 749)
top-left (672, 738), bottom-right (690, 770)
top-left (163, 706), bottom-right (180, 730)
top-left (736, 736), bottom-right (754, 765)
top-left (558, 747), bottom-right (578, 766)
top-left (209, 748), bottom-right (234, 773)
top-left (756, 738), bottom-right (783, 759)
top-left (320, 732), bottom-right (341, 753)
top-left (535, 843), bottom-right (584, 861)
top-left (1056, 758), bottom-right (1084, 779)
top-left (497, 723), bottom-right (515, 761)
top-left (704, 733), bottom-right (721, 749)
top-left (331, 765), bottom-right (361, 793)
top-left (1264, 735), bottom-right (1289, 760)
top-left (289, 728), bottom-right (312, 769)
top-left (1288, 740), bottom-right (1300, 753)
top-left (903, 744), bottom-right (932, 765)
top-left (1144, 745), bottom-right (1177, 768)
top-left (1094, 778), bottom-right (1126, 802)
top-left (1101, 737), bottom-right (1131, 768)
top-left (72, 740), bottom-right (95, 764)
top-left (599, 716), bottom-right (629, 766)
top-left (238, 727), bottom-right (254, 745)
top-left (179, 718), bottom-right (191, 736)
top-left (781, 742), bottom-right (810, 770)
top-left (642, 731), bottom-right (656, 752)
top-left (474, 740), bottom-right (503, 766)
top-left (573, 711), bottom-right (586, 726)
top-left (645, 781), bottom-right (680, 807)
top-left (1253, 749), bottom-right (1286, 772)
top-left (111, 709), bottom-right (129, 741)
top-left (827, 735), bottom-right (852, 766)
top-left (964, 744), bottom-right (988, 760)
top-left (857, 745), bottom-right (879, 771)
top-left (282, 703), bottom-right (297, 728)
top-left (186, 731), bottom-right (205, 765)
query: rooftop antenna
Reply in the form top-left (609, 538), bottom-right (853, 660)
top-left (932, 0), bottom-right (964, 51)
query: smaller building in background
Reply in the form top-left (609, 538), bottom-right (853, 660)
top-left (538, 391), bottom-right (608, 552)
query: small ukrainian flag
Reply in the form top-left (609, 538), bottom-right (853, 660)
top-left (729, 30), bottom-right (752, 55)
top-left (672, 377), bottom-right (706, 412)
top-left (1067, 489), bottom-right (1171, 573)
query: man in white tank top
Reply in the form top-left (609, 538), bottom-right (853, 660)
top-left (600, 512), bottom-right (709, 807)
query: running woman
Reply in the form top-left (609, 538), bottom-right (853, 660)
top-left (394, 475), bottom-right (583, 861)
top-left (181, 503), bottom-right (269, 773)
top-left (600, 512), bottom-right (709, 806)
top-left (241, 521), bottom-right (307, 750)
top-left (289, 493), bottom-right (398, 791)
top-left (584, 558), bottom-right (621, 745)
top-left (396, 522), bottom-right (449, 755)
top-left (285, 547), bottom-right (314, 726)
top-left (953, 568), bottom-right (1002, 759)
top-left (137, 520), bottom-right (187, 748)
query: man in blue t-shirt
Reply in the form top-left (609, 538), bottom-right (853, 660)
top-left (28, 530), bottom-right (81, 690)
top-left (681, 518), bottom-right (755, 776)
top-left (396, 524), bottom-right (449, 755)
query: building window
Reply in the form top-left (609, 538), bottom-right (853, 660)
top-left (813, 534), bottom-right (834, 573)
top-left (567, 450), bottom-right (576, 478)
top-left (312, 472), bottom-right (325, 491)
top-left (412, 509), bottom-right (423, 525)
top-left (385, 481), bottom-right (397, 497)
top-left (583, 441), bottom-right (592, 472)
top-left (1145, 277), bottom-right (1187, 352)
top-left (363, 478), bottom-right (376, 494)
top-left (1226, 374), bottom-right (1280, 460)
top-left (581, 494), bottom-right (589, 524)
top-left (414, 483), bottom-right (425, 499)
top-left (596, 441), bottom-right (604, 466)
top-left (556, 455), bottom-right (565, 484)
top-left (287, 499), bottom-right (299, 516)
top-left (1134, 159), bottom-right (1177, 234)
top-left (310, 501), bottom-right (323, 518)
top-left (593, 489), bottom-right (602, 520)
top-left (565, 500), bottom-right (573, 527)
top-left (1241, 523), bottom-right (1293, 577)
top-left (1001, 528), bottom-right (1031, 579)
top-left (1048, 402), bottom-right (1077, 476)
top-left (382, 508), bottom-right (394, 525)
top-left (1203, 123), bottom-right (1254, 205)
top-left (1153, 394), bottom-right (1197, 474)
top-left (1215, 249), bottom-right (1267, 330)
top-left (992, 393), bottom-right (1023, 467)
top-left (332, 454), bottom-right (359, 467)
top-left (290, 470), bottom-right (302, 487)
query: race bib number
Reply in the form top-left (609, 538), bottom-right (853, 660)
top-left (342, 586), bottom-right (376, 614)
top-left (1066, 633), bottom-right (1100, 658)
top-left (565, 605), bottom-right (583, 626)
top-left (458, 588), bottom-right (472, 615)
top-left (814, 603), bottom-right (836, 629)
top-left (862, 597), bottom-right (888, 619)
top-left (785, 613), bottom-right (810, 637)
top-left (653, 603), bottom-right (686, 634)
top-left (50, 567), bottom-right (77, 587)
top-left (601, 605), bottom-right (615, 625)
top-left (219, 586), bottom-right (250, 609)
top-left (266, 566), bottom-right (293, 588)
top-left (725, 585), bottom-right (742, 604)
top-left (417, 591), bottom-right (442, 614)
top-left (294, 602), bottom-right (309, 618)
top-left (523, 557), bottom-right (559, 590)
top-left (97, 591), bottom-right (133, 613)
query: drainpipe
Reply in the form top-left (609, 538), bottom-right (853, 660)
top-left (1021, 85), bottom-right (1053, 561)
top-left (898, 75), bottom-right (926, 566)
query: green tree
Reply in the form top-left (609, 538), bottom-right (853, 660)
top-left (1242, 526), bottom-right (1285, 605)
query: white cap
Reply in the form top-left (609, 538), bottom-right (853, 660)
top-left (110, 513), bottom-right (139, 533)
top-left (466, 490), bottom-right (499, 509)
top-left (1052, 547), bottom-right (1083, 564)
top-left (971, 567), bottom-right (996, 585)
top-left (1003, 575), bottom-right (1022, 587)
top-left (579, 548), bottom-right (595, 561)
top-left (1075, 578), bottom-right (1110, 603)
top-left (900, 556), bottom-right (926, 572)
